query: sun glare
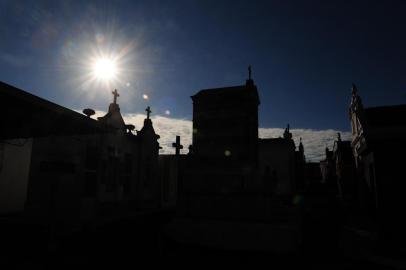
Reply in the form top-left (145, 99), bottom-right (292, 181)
top-left (92, 57), bottom-right (118, 81)
top-left (71, 34), bottom-right (137, 94)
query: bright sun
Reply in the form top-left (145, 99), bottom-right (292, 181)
top-left (92, 57), bottom-right (118, 81)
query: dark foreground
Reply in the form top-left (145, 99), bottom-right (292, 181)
top-left (0, 212), bottom-right (399, 270)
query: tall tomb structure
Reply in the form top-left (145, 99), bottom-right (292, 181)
top-left (191, 66), bottom-right (260, 164)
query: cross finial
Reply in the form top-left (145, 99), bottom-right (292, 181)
top-left (146, 106), bottom-right (152, 119)
top-left (172, 135), bottom-right (183, 156)
top-left (112, 89), bottom-right (120, 104)
top-left (248, 65), bottom-right (252, 80)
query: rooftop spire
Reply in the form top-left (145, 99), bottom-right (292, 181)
top-left (298, 137), bottom-right (305, 161)
top-left (283, 124), bottom-right (292, 140)
top-left (351, 83), bottom-right (357, 96)
top-left (248, 65), bottom-right (252, 80)
top-left (350, 82), bottom-right (364, 114)
top-left (246, 65), bottom-right (254, 86)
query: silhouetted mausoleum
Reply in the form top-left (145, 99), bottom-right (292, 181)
top-left (174, 70), bottom-right (306, 225)
top-left (191, 75), bottom-right (259, 165)
top-left (349, 84), bottom-right (406, 247)
top-left (0, 81), bottom-right (164, 231)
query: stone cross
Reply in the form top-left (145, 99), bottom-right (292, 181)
top-left (146, 106), bottom-right (152, 119)
top-left (112, 89), bottom-right (120, 104)
top-left (172, 135), bottom-right (183, 156)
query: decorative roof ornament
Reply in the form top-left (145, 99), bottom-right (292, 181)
top-left (351, 83), bottom-right (357, 97)
top-left (172, 135), bottom-right (183, 156)
top-left (112, 89), bottom-right (120, 104)
top-left (125, 124), bottom-right (135, 131)
top-left (246, 65), bottom-right (255, 87)
top-left (82, 108), bottom-right (95, 118)
top-left (350, 83), bottom-right (364, 116)
top-left (283, 124), bottom-right (292, 140)
top-left (248, 65), bottom-right (252, 80)
top-left (146, 106), bottom-right (152, 119)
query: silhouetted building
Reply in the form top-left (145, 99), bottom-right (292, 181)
top-left (258, 126), bottom-right (297, 195)
top-left (176, 69), bottom-right (306, 221)
top-left (294, 138), bottom-right (306, 191)
top-left (349, 83), bottom-right (406, 246)
top-left (0, 82), bottom-right (161, 230)
top-left (332, 135), bottom-right (356, 208)
top-left (191, 73), bottom-right (259, 165)
top-left (318, 133), bottom-right (357, 206)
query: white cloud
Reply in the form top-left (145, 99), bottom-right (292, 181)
top-left (88, 110), bottom-right (351, 161)
top-left (259, 128), bottom-right (352, 162)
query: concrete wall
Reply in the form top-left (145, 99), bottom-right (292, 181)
top-left (0, 139), bottom-right (32, 213)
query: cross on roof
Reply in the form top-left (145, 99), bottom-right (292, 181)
top-left (172, 135), bottom-right (183, 156)
top-left (112, 89), bottom-right (120, 104)
top-left (146, 106), bottom-right (152, 119)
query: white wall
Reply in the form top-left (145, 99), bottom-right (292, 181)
top-left (0, 139), bottom-right (32, 213)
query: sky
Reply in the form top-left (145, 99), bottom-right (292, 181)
top-left (1, 0), bottom-right (405, 159)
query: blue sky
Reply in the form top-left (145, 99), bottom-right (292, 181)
top-left (1, 0), bottom-right (406, 131)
